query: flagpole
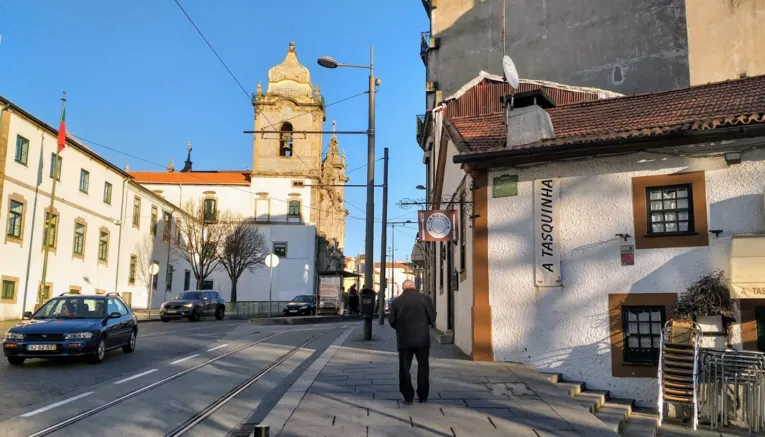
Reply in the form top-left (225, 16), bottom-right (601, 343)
top-left (37, 91), bottom-right (66, 310)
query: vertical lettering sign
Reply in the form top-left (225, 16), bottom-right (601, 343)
top-left (534, 178), bottom-right (561, 287)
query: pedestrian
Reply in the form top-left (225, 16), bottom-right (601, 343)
top-left (388, 279), bottom-right (436, 405)
top-left (348, 284), bottom-right (359, 315)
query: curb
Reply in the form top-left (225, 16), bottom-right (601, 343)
top-left (248, 315), bottom-right (357, 325)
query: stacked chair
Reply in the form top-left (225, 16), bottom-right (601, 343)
top-left (658, 319), bottom-right (702, 430)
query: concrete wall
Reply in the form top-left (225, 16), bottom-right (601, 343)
top-left (686, 0), bottom-right (765, 85)
top-left (486, 150), bottom-right (765, 406)
top-left (428, 0), bottom-right (690, 96)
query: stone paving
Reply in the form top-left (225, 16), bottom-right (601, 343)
top-left (274, 323), bottom-right (618, 437)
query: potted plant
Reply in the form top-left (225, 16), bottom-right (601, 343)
top-left (673, 270), bottom-right (736, 348)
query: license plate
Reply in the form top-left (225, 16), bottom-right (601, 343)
top-left (167, 310), bottom-right (177, 314)
top-left (289, 310), bottom-right (297, 313)
top-left (28, 344), bottom-right (56, 351)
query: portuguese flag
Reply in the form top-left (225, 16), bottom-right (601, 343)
top-left (57, 106), bottom-right (66, 152)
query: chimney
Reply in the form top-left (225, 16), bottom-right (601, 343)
top-left (500, 89), bottom-right (555, 148)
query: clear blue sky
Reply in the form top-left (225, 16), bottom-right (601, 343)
top-left (0, 0), bottom-right (426, 262)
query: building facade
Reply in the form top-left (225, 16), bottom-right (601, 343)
top-left (418, 73), bottom-right (765, 406)
top-left (0, 97), bottom-right (192, 320)
top-left (419, 0), bottom-right (765, 109)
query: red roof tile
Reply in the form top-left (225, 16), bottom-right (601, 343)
top-left (130, 171), bottom-right (251, 185)
top-left (447, 75), bottom-right (765, 155)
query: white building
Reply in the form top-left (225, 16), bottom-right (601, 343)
top-left (0, 42), bottom-right (348, 319)
top-left (0, 96), bottom-right (192, 320)
top-left (373, 262), bottom-right (415, 299)
top-left (417, 73), bottom-right (765, 406)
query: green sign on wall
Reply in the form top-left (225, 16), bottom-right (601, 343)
top-left (493, 174), bottom-right (518, 198)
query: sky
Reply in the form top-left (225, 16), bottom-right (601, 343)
top-left (0, 0), bottom-right (427, 262)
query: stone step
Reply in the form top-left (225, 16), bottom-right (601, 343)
top-left (594, 398), bottom-right (633, 434)
top-left (542, 372), bottom-right (562, 384)
top-left (574, 389), bottom-right (610, 413)
top-left (556, 380), bottom-right (586, 397)
top-left (622, 411), bottom-right (659, 437)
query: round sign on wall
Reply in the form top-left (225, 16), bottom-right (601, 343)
top-left (424, 212), bottom-right (453, 240)
top-left (265, 254), bottom-right (280, 268)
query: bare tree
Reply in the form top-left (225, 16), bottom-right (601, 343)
top-left (133, 235), bottom-right (158, 308)
top-left (217, 216), bottom-right (268, 303)
top-left (171, 200), bottom-right (227, 289)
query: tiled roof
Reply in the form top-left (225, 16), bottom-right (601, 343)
top-left (129, 171), bottom-right (251, 185)
top-left (448, 75), bottom-right (765, 155)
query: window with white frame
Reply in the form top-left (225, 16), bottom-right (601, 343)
top-left (646, 185), bottom-right (693, 235)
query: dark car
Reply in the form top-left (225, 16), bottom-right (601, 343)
top-left (3, 293), bottom-right (137, 366)
top-left (282, 295), bottom-right (316, 316)
top-left (160, 290), bottom-right (225, 322)
top-left (385, 297), bottom-right (397, 315)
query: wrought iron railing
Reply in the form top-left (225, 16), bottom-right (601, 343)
top-left (420, 31), bottom-right (432, 65)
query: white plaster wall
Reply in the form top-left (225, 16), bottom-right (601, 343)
top-left (251, 177), bottom-right (313, 223)
top-left (487, 150), bottom-right (765, 406)
top-left (138, 182), bottom-right (254, 219)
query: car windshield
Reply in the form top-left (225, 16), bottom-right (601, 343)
top-left (174, 292), bottom-right (203, 300)
top-left (291, 295), bottom-right (314, 303)
top-left (33, 297), bottom-right (106, 319)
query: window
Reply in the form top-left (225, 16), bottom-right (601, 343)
top-left (439, 243), bottom-right (445, 289)
top-left (40, 284), bottom-right (51, 302)
top-left (646, 185), bottom-right (693, 235)
top-left (114, 298), bottom-right (129, 315)
top-left (166, 265), bottom-right (174, 291)
top-left (288, 200), bottom-right (301, 218)
top-left (273, 242), bottom-right (287, 258)
top-left (175, 218), bottom-right (182, 242)
top-left (184, 270), bottom-right (191, 291)
top-left (632, 172), bottom-right (708, 250)
top-left (103, 182), bottom-right (113, 205)
top-left (292, 180), bottom-right (305, 188)
top-left (150, 206), bottom-right (158, 236)
top-left (1, 278), bottom-right (16, 302)
top-left (204, 199), bottom-right (217, 222)
top-left (107, 298), bottom-right (120, 315)
top-left (201, 280), bottom-right (213, 290)
top-left (7, 200), bottom-right (23, 239)
top-left (132, 196), bottom-right (141, 228)
top-left (98, 230), bottom-right (109, 262)
top-left (622, 306), bottom-right (665, 364)
top-left (73, 222), bottom-right (85, 257)
top-left (43, 211), bottom-right (58, 248)
top-left (279, 122), bottom-right (293, 157)
top-left (15, 135), bottom-right (29, 165)
top-left (49, 153), bottom-right (62, 180)
top-left (79, 169), bottom-right (90, 194)
top-left (129, 255), bottom-right (137, 285)
top-left (152, 260), bottom-right (160, 290)
top-left (163, 211), bottom-right (172, 242)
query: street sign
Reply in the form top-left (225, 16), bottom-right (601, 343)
top-left (265, 254), bottom-right (280, 268)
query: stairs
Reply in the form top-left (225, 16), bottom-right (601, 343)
top-left (543, 372), bottom-right (660, 436)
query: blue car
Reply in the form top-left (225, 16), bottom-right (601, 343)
top-left (3, 293), bottom-right (138, 366)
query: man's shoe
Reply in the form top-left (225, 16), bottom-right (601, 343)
top-left (402, 399), bottom-right (414, 405)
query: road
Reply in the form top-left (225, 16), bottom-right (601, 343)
top-left (0, 318), bottom-right (358, 437)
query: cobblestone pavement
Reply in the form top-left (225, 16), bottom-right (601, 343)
top-left (265, 323), bottom-right (618, 437)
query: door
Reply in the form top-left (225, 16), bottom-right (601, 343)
top-left (202, 292), bottom-right (215, 316)
top-left (755, 306), bottom-right (765, 352)
top-left (106, 298), bottom-right (126, 347)
top-left (447, 243), bottom-right (455, 331)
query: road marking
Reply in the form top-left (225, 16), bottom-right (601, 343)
top-left (206, 343), bottom-right (229, 352)
top-left (21, 392), bottom-right (94, 418)
top-left (169, 354), bottom-right (200, 365)
top-left (113, 369), bottom-right (159, 385)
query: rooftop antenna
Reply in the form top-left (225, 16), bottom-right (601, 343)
top-left (502, 55), bottom-right (519, 121)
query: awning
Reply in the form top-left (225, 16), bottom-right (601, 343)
top-left (730, 234), bottom-right (765, 299)
top-left (318, 270), bottom-right (361, 278)
top-left (411, 241), bottom-right (427, 265)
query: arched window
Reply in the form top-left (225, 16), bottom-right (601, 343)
top-left (279, 122), bottom-right (293, 157)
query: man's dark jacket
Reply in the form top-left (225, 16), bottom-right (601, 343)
top-left (388, 290), bottom-right (436, 350)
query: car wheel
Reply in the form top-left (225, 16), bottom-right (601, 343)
top-left (7, 356), bottom-right (25, 366)
top-left (215, 307), bottom-right (224, 320)
top-left (161, 317), bottom-right (169, 322)
top-left (188, 308), bottom-right (201, 322)
top-left (123, 330), bottom-right (137, 353)
top-left (90, 337), bottom-right (106, 364)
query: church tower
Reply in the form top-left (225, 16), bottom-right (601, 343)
top-left (251, 42), bottom-right (347, 249)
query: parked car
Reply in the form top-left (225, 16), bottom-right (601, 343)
top-left (385, 297), bottom-right (397, 315)
top-left (160, 291), bottom-right (225, 322)
top-left (3, 293), bottom-right (137, 365)
top-left (282, 295), bottom-right (317, 316)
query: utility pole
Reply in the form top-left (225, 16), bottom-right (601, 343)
top-left (378, 147), bottom-right (388, 325)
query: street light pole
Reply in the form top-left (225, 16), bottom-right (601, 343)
top-left (364, 46), bottom-right (376, 296)
top-left (378, 147), bottom-right (388, 325)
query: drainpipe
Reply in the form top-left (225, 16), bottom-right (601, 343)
top-left (113, 177), bottom-right (129, 294)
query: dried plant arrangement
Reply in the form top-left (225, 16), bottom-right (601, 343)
top-left (674, 270), bottom-right (736, 322)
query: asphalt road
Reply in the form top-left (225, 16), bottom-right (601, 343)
top-left (0, 318), bottom-right (358, 437)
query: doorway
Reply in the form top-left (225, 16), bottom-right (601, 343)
top-left (447, 242), bottom-right (454, 331)
top-left (755, 306), bottom-right (765, 352)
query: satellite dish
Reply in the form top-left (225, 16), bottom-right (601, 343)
top-left (502, 55), bottom-right (519, 89)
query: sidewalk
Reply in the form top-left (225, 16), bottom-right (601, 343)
top-left (266, 323), bottom-right (617, 437)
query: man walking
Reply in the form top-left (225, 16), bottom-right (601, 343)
top-left (388, 280), bottom-right (436, 404)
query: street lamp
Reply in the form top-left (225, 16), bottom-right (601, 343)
top-left (415, 185), bottom-right (426, 190)
top-left (319, 47), bottom-right (378, 340)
